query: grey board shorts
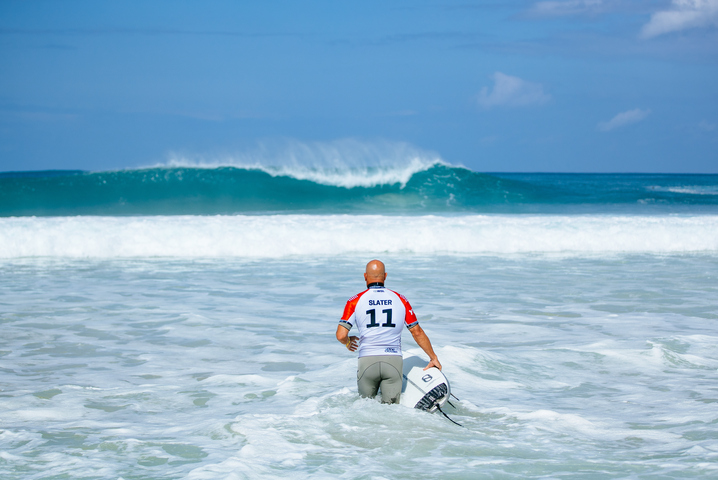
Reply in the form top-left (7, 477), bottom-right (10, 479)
top-left (357, 355), bottom-right (403, 404)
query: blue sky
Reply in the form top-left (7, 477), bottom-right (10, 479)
top-left (1, 0), bottom-right (716, 173)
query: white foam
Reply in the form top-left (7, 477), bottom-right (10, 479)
top-left (649, 185), bottom-right (718, 196)
top-left (511, 409), bottom-right (683, 442)
top-left (2, 214), bottom-right (717, 259)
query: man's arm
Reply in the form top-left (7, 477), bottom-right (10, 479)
top-left (409, 324), bottom-right (442, 370)
top-left (336, 325), bottom-right (358, 352)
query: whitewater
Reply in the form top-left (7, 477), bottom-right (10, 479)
top-left (1, 160), bottom-right (717, 479)
top-left (1, 214), bottom-right (718, 258)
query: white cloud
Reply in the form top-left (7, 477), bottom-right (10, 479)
top-left (477, 72), bottom-right (551, 109)
top-left (597, 108), bottom-right (651, 131)
top-left (530, 0), bottom-right (604, 17)
top-left (641, 0), bottom-right (718, 38)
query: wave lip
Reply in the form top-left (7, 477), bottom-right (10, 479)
top-left (263, 158), bottom-right (444, 189)
top-left (164, 139), bottom-right (445, 188)
top-left (163, 158), bottom-right (444, 189)
top-left (2, 215), bottom-right (716, 259)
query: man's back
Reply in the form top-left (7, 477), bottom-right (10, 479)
top-left (341, 285), bottom-right (418, 357)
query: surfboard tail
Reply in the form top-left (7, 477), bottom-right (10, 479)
top-left (414, 382), bottom-right (449, 412)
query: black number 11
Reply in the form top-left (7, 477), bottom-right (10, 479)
top-left (366, 308), bottom-right (396, 328)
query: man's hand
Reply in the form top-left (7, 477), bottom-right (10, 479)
top-left (336, 325), bottom-right (358, 352)
top-left (345, 336), bottom-right (359, 352)
top-left (424, 357), bottom-right (442, 371)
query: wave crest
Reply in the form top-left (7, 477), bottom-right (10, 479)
top-left (163, 139), bottom-right (446, 188)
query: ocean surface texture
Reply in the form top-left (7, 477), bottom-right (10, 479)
top-left (1, 163), bottom-right (717, 479)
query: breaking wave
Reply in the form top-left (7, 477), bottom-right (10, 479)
top-left (2, 165), bottom-right (717, 217)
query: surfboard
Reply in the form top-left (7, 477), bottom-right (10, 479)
top-left (400, 355), bottom-right (451, 412)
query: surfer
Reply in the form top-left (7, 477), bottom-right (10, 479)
top-left (336, 259), bottom-right (441, 404)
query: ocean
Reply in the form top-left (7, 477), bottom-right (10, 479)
top-left (1, 161), bottom-right (717, 479)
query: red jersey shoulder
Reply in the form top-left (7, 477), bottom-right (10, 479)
top-left (341, 289), bottom-right (368, 321)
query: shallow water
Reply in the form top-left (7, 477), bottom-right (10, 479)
top-left (2, 254), bottom-right (717, 479)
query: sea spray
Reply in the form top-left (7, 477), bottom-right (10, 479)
top-left (164, 138), bottom-right (445, 188)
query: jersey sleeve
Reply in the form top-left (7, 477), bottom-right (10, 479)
top-left (339, 291), bottom-right (364, 331)
top-left (396, 292), bottom-right (419, 329)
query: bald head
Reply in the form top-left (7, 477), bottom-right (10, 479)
top-left (364, 259), bottom-right (387, 286)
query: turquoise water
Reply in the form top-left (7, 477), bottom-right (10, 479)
top-left (1, 163), bottom-right (717, 478)
top-left (2, 165), bottom-right (717, 216)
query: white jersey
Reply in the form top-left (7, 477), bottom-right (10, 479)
top-left (339, 284), bottom-right (419, 357)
